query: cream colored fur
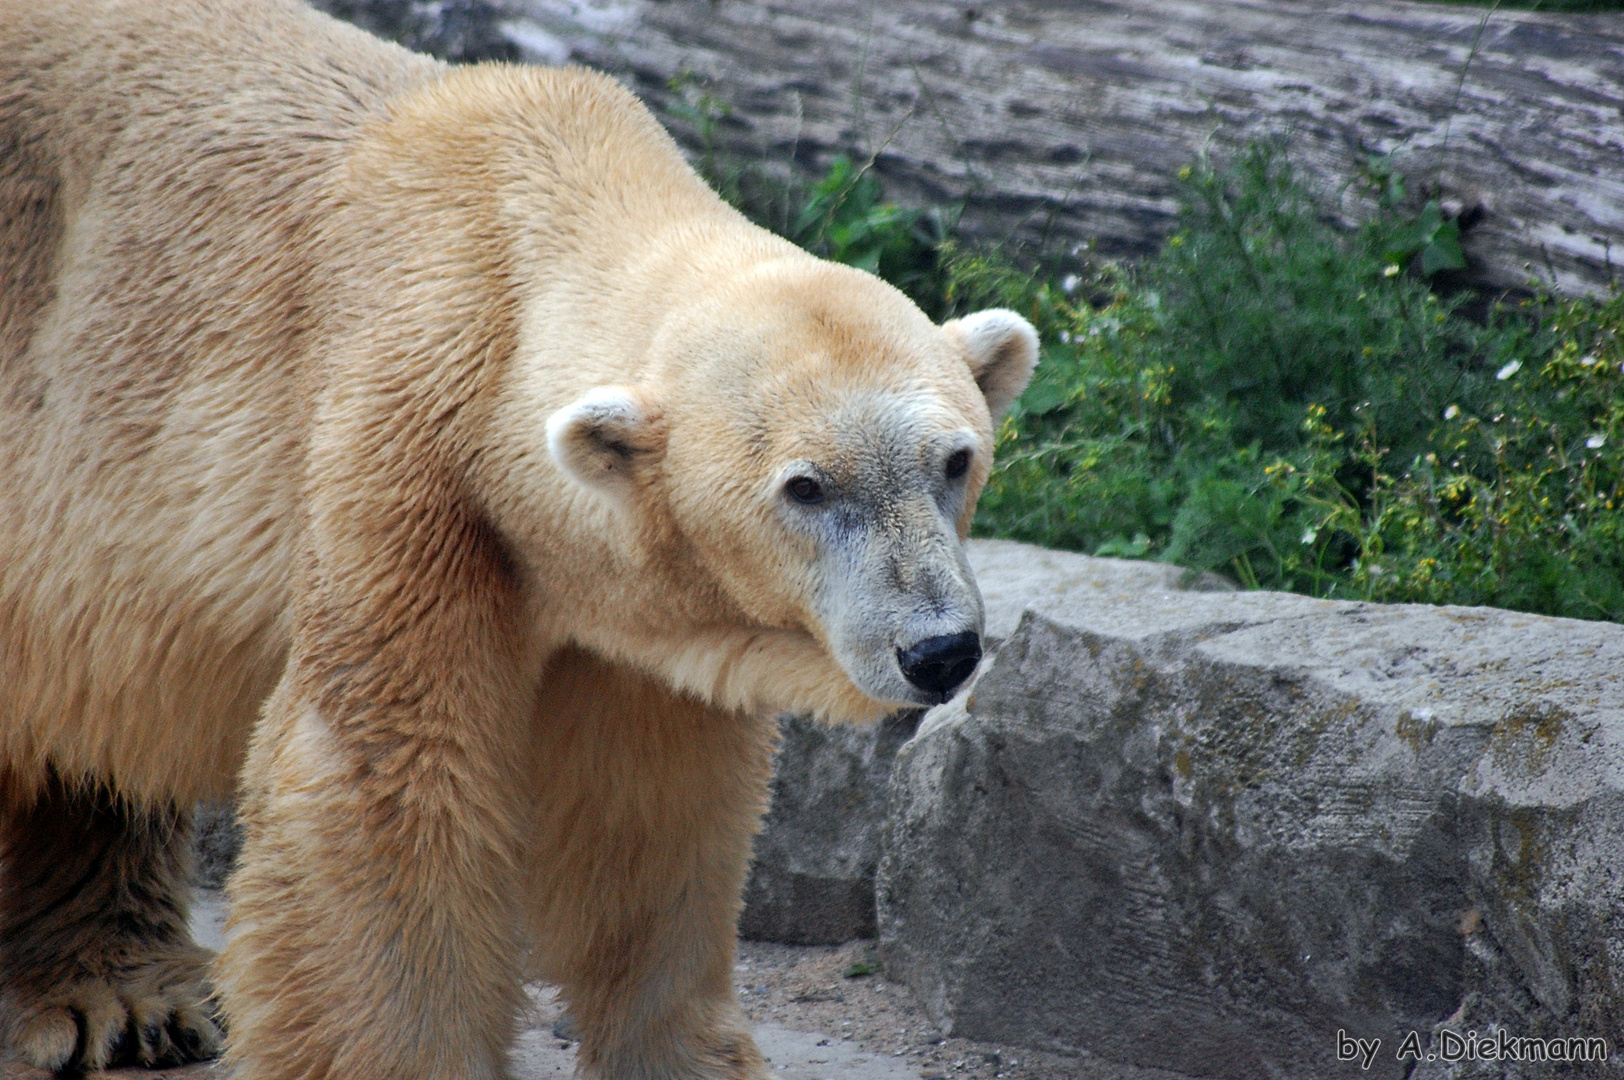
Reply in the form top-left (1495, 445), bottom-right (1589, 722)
top-left (0, 1), bottom-right (1036, 1077)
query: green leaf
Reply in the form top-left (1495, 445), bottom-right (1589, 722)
top-left (1420, 217), bottom-right (1467, 276)
top-left (1415, 200), bottom-right (1445, 237)
top-left (1095, 533), bottom-right (1153, 558)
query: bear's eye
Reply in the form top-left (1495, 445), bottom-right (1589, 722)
top-left (785, 476), bottom-right (825, 505)
top-left (945, 449), bottom-right (971, 480)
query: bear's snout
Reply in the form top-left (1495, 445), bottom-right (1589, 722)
top-left (896, 630), bottom-right (982, 702)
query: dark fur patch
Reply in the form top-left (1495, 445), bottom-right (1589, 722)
top-left (0, 768), bottom-right (218, 1072)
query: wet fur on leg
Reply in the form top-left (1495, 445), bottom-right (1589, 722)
top-left (0, 769), bottom-right (221, 1074)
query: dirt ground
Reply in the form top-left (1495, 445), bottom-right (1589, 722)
top-left (731, 938), bottom-right (1202, 1080)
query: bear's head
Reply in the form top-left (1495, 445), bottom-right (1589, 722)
top-left (539, 256), bottom-right (1036, 721)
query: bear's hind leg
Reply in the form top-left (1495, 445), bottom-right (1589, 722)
top-left (0, 769), bottom-right (222, 1073)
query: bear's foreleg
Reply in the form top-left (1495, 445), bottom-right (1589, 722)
top-left (219, 676), bottom-right (534, 1080)
top-left (216, 455), bottom-right (545, 1080)
top-left (524, 648), bottom-right (777, 1080)
top-left (0, 768), bottom-right (222, 1073)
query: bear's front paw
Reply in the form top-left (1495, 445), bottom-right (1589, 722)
top-left (7, 950), bottom-right (222, 1074)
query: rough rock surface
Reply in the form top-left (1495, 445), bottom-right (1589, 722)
top-left (529, 0), bottom-right (1624, 298)
top-left (310, 0), bottom-right (1624, 297)
top-left (741, 710), bottom-right (922, 944)
top-left (309, 0), bottom-right (520, 63)
top-left (878, 539), bottom-right (1624, 1080)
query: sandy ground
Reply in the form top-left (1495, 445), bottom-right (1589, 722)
top-left (0, 891), bottom-right (1206, 1080)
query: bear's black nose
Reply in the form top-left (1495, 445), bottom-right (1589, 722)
top-left (897, 631), bottom-right (982, 701)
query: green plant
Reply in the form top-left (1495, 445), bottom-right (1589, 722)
top-left (783, 155), bottom-right (950, 308)
top-left (965, 143), bottom-right (1623, 622)
top-left (1343, 295), bottom-right (1624, 618)
top-left (1361, 156), bottom-right (1467, 277)
top-left (1153, 144), bottom-right (1482, 462)
top-left (975, 144), bottom-right (1478, 563)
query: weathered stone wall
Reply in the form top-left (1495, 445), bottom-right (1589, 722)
top-left (739, 710), bottom-right (921, 945)
top-left (312, 0), bottom-right (1624, 298)
top-left (875, 540), bottom-right (1624, 1080)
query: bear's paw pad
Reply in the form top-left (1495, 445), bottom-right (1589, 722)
top-left (12, 968), bottom-right (221, 1073)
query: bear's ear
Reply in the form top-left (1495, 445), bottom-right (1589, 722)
top-left (942, 308), bottom-right (1039, 420)
top-left (546, 386), bottom-right (666, 500)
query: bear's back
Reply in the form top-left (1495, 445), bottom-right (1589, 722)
top-left (0, 0), bottom-right (437, 374)
top-left (0, 0), bottom-right (440, 803)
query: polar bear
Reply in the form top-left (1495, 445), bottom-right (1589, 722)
top-left (0, 1), bottom-right (1037, 1077)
